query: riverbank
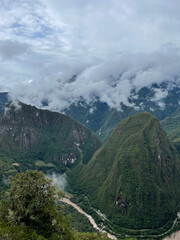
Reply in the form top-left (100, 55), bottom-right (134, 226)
top-left (163, 231), bottom-right (180, 240)
top-left (61, 197), bottom-right (180, 240)
top-left (61, 198), bottom-right (117, 240)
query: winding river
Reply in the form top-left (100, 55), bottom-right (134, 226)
top-left (61, 198), bottom-right (179, 240)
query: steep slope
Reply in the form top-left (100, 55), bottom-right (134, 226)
top-left (0, 92), bottom-right (9, 116)
top-left (0, 84), bottom-right (180, 143)
top-left (0, 155), bottom-right (17, 196)
top-left (0, 101), bottom-right (101, 173)
top-left (161, 108), bottom-right (180, 148)
top-left (65, 100), bottom-right (139, 142)
top-left (73, 113), bottom-right (180, 229)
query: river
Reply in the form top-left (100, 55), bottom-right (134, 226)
top-left (61, 198), bottom-right (117, 240)
top-left (61, 197), bottom-right (179, 240)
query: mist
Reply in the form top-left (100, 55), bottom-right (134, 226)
top-left (7, 50), bottom-right (180, 112)
top-left (46, 172), bottom-right (67, 191)
top-left (1, 0), bottom-right (180, 112)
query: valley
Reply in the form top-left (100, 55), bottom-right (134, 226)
top-left (0, 97), bottom-right (180, 239)
top-left (1, 1), bottom-right (180, 239)
top-left (61, 195), bottom-right (180, 240)
top-left (61, 198), bottom-right (117, 240)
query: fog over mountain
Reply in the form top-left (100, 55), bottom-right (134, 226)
top-left (5, 52), bottom-right (180, 111)
top-left (1, 0), bottom-right (180, 111)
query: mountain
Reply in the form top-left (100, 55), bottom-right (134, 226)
top-left (1, 84), bottom-right (180, 143)
top-left (65, 100), bottom-right (139, 142)
top-left (0, 101), bottom-right (101, 174)
top-left (71, 112), bottom-right (180, 229)
top-left (64, 84), bottom-right (180, 142)
top-left (0, 92), bottom-right (9, 116)
top-left (161, 108), bottom-right (180, 142)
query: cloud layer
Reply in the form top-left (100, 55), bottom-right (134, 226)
top-left (1, 0), bottom-right (180, 110)
top-left (7, 51), bottom-right (180, 111)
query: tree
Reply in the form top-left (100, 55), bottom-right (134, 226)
top-left (0, 170), bottom-right (115, 240)
top-left (1, 170), bottom-right (73, 239)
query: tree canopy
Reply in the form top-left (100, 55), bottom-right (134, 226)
top-left (0, 170), bottom-right (72, 239)
top-left (0, 170), bottom-right (127, 240)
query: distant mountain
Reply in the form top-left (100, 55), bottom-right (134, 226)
top-left (64, 84), bottom-right (180, 142)
top-left (161, 108), bottom-right (180, 142)
top-left (0, 101), bottom-right (101, 174)
top-left (161, 107), bottom-right (180, 153)
top-left (71, 113), bottom-right (180, 229)
top-left (1, 83), bottom-right (180, 143)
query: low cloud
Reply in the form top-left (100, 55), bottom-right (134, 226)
top-left (4, 100), bottom-right (22, 116)
top-left (46, 172), bottom-right (67, 191)
top-left (1, 0), bottom-right (180, 112)
top-left (151, 88), bottom-right (168, 102)
top-left (6, 51), bottom-right (180, 111)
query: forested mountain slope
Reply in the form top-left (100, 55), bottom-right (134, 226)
top-left (71, 112), bottom-right (180, 229)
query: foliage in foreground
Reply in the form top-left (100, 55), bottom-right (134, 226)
top-left (0, 170), bottom-right (73, 239)
top-left (0, 222), bottom-right (112, 240)
top-left (0, 170), bottom-right (115, 240)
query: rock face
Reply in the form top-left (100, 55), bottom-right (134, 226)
top-left (0, 92), bottom-right (9, 116)
top-left (0, 101), bottom-right (101, 172)
top-left (74, 112), bottom-right (180, 229)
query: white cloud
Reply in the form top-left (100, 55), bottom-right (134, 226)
top-left (4, 100), bottom-right (22, 116)
top-left (152, 88), bottom-right (168, 102)
top-left (1, 0), bottom-right (180, 111)
top-left (5, 51), bottom-right (180, 111)
top-left (150, 88), bottom-right (169, 110)
top-left (46, 173), bottom-right (67, 191)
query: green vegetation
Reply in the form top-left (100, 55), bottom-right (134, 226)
top-left (64, 87), bottom-right (180, 142)
top-left (0, 154), bottom-right (18, 198)
top-left (65, 100), bottom-right (140, 142)
top-left (0, 102), bottom-right (101, 186)
top-left (1, 170), bottom-right (126, 240)
top-left (70, 112), bottom-right (180, 230)
top-left (72, 231), bottom-right (110, 240)
top-left (64, 204), bottom-right (96, 233)
top-left (0, 170), bottom-right (73, 239)
top-left (1, 99), bottom-right (180, 239)
top-left (35, 160), bottom-right (55, 167)
top-left (161, 108), bottom-right (180, 154)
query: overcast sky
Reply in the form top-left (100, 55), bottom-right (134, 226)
top-left (1, 0), bottom-right (180, 110)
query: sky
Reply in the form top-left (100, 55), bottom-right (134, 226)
top-left (0, 0), bottom-right (180, 110)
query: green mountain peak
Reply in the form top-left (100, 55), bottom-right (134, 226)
top-left (73, 112), bottom-right (180, 229)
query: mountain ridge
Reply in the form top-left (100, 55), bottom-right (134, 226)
top-left (0, 100), bottom-right (101, 179)
top-left (70, 112), bottom-right (180, 229)
top-left (1, 83), bottom-right (180, 142)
